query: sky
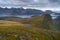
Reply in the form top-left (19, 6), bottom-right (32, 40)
top-left (0, 0), bottom-right (60, 11)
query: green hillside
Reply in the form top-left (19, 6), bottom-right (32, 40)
top-left (25, 14), bottom-right (52, 29)
top-left (0, 20), bottom-right (53, 40)
top-left (0, 20), bottom-right (59, 40)
top-left (0, 14), bottom-right (60, 40)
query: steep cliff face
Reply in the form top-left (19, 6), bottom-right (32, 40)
top-left (53, 16), bottom-right (60, 31)
top-left (40, 14), bottom-right (52, 29)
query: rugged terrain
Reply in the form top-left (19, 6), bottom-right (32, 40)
top-left (0, 14), bottom-right (60, 40)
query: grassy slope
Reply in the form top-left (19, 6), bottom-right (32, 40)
top-left (22, 16), bottom-right (60, 40)
top-left (0, 16), bottom-right (60, 40)
top-left (0, 20), bottom-right (54, 40)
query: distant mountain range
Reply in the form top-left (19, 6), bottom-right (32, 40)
top-left (0, 7), bottom-right (60, 19)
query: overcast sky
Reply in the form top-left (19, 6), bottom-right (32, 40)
top-left (0, 0), bottom-right (60, 11)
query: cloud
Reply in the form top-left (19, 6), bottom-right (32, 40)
top-left (0, 0), bottom-right (60, 9)
top-left (48, 0), bottom-right (60, 7)
top-left (49, 0), bottom-right (60, 3)
top-left (18, 0), bottom-right (33, 2)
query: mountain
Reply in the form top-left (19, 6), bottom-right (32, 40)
top-left (44, 10), bottom-right (54, 14)
top-left (0, 13), bottom-right (59, 40)
top-left (0, 7), bottom-right (43, 16)
top-left (25, 14), bottom-right (52, 29)
top-left (0, 7), bottom-right (60, 19)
